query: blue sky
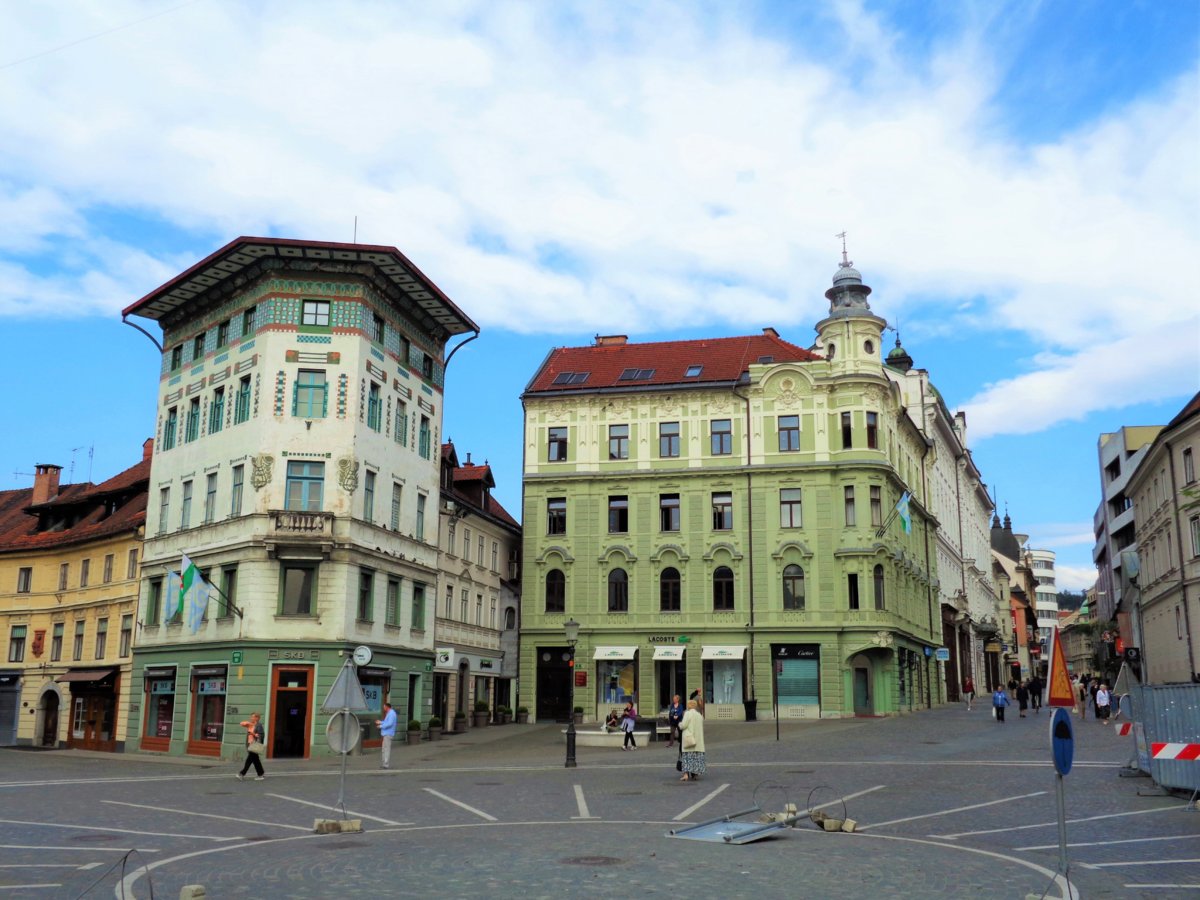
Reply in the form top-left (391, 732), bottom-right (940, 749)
top-left (1, 0), bottom-right (1197, 591)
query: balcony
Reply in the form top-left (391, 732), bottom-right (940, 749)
top-left (270, 510), bottom-right (334, 535)
top-left (266, 509), bottom-right (335, 560)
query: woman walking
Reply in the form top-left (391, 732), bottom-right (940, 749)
top-left (678, 699), bottom-right (706, 781)
top-left (1016, 681), bottom-right (1029, 718)
top-left (236, 712), bottom-right (266, 781)
top-left (620, 701), bottom-right (637, 750)
top-left (666, 694), bottom-right (684, 748)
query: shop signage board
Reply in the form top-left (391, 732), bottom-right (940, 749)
top-left (935, 648), bottom-right (950, 661)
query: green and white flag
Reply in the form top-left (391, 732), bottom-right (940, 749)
top-left (180, 554), bottom-right (210, 634)
top-left (164, 571), bottom-right (183, 622)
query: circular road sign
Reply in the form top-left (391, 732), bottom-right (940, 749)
top-left (1050, 707), bottom-right (1074, 776)
top-left (326, 710), bottom-right (361, 755)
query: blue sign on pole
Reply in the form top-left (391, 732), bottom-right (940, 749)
top-left (1051, 707), bottom-right (1074, 776)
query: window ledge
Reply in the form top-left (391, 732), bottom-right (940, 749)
top-left (275, 613), bottom-right (319, 619)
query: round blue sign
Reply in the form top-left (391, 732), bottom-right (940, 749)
top-left (1051, 707), bottom-right (1074, 776)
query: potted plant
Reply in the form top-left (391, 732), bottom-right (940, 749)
top-left (573, 705), bottom-right (584, 725)
top-left (516, 706), bottom-right (529, 724)
top-left (427, 715), bottom-right (442, 741)
top-left (406, 719), bottom-right (422, 746)
top-left (500, 705), bottom-right (512, 725)
top-left (473, 699), bottom-right (490, 728)
top-left (454, 711), bottom-right (467, 733)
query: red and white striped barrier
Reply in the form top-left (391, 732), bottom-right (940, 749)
top-left (1152, 742), bottom-right (1200, 760)
top-left (1117, 722), bottom-right (1132, 736)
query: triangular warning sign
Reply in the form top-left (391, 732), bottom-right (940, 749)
top-left (321, 658), bottom-right (369, 713)
top-left (1047, 627), bottom-right (1074, 707)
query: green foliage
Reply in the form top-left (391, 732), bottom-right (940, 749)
top-left (407, 719), bottom-right (422, 731)
top-left (474, 699), bottom-right (490, 712)
top-left (516, 706), bottom-right (528, 714)
top-left (428, 716), bottom-right (442, 728)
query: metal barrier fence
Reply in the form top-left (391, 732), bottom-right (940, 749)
top-left (1126, 682), bottom-right (1200, 795)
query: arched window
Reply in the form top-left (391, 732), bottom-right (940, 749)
top-left (660, 567), bottom-right (681, 612)
top-left (545, 569), bottom-right (565, 614)
top-left (608, 568), bottom-right (628, 612)
top-left (873, 564), bottom-right (885, 610)
top-left (504, 607), bottom-right (516, 630)
top-left (713, 566), bottom-right (734, 611)
top-left (783, 564), bottom-right (805, 610)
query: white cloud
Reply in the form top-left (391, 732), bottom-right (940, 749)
top-left (1054, 563), bottom-right (1099, 594)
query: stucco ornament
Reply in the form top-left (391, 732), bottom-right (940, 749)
top-left (250, 453), bottom-right (274, 490)
top-left (871, 630), bottom-right (894, 648)
top-left (337, 456), bottom-right (360, 493)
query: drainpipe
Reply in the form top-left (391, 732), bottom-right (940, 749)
top-left (919, 379), bottom-right (936, 708)
top-left (733, 380), bottom-right (756, 703)
top-left (1166, 437), bottom-right (1196, 678)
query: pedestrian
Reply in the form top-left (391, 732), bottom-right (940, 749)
top-left (678, 698), bottom-right (707, 781)
top-left (376, 701), bottom-right (398, 769)
top-left (1095, 683), bottom-right (1112, 724)
top-left (1029, 675), bottom-right (1043, 714)
top-left (962, 675), bottom-right (975, 711)
top-left (1007, 677), bottom-right (1017, 699)
top-left (1089, 679), bottom-right (1100, 718)
top-left (1016, 681), bottom-right (1029, 718)
top-left (992, 687), bottom-right (1009, 723)
top-left (1078, 677), bottom-right (1088, 719)
top-left (688, 687), bottom-right (706, 717)
top-left (236, 712), bottom-right (266, 781)
top-left (621, 701), bottom-right (637, 750)
top-left (666, 694), bottom-right (684, 747)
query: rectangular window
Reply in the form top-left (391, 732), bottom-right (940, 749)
top-left (120, 615), bottom-right (133, 657)
top-left (390, 483), bottom-right (402, 530)
top-left (190, 667), bottom-right (226, 744)
top-left (302, 299), bottom-right (330, 326)
top-left (778, 415), bottom-right (800, 451)
top-left (712, 492), bottom-right (733, 530)
top-left (146, 578), bottom-right (163, 626)
top-left (476, 593), bottom-right (483, 626)
top-left (444, 585), bottom-right (454, 618)
top-left (609, 424), bottom-right (629, 460)
top-left (547, 497), bottom-right (567, 535)
top-left (491, 541), bottom-right (499, 572)
top-left (59, 562), bottom-right (69, 591)
top-left (192, 333), bottom-right (205, 361)
top-left (1185, 448), bottom-right (1196, 485)
top-left (461, 588), bottom-right (469, 621)
top-left (16, 566), bottom-right (31, 593)
top-left (230, 465), bottom-right (244, 517)
top-left (158, 487), bottom-right (170, 534)
top-left (127, 549), bottom-right (139, 581)
top-left (73, 621), bottom-right (84, 660)
top-left (660, 494), bottom-right (680, 531)
top-left (416, 494), bottom-right (426, 541)
top-left (395, 400), bottom-right (408, 444)
top-left (463, 528), bottom-right (471, 560)
top-left (844, 486), bottom-right (856, 527)
top-left (842, 412), bottom-right (853, 449)
top-left (400, 336), bottom-right (411, 367)
top-left (50, 622), bottom-right (63, 661)
top-left (216, 320), bottom-right (230, 348)
top-left (367, 382), bottom-right (382, 431)
top-left (608, 496), bottom-right (629, 533)
top-left (412, 582), bottom-right (426, 631)
top-left (185, 398), bottom-right (201, 442)
top-left (478, 535), bottom-right (484, 564)
top-left (780, 488), bottom-right (803, 528)
top-left (386, 578), bottom-right (401, 626)
top-left (103, 554), bottom-right (114, 584)
top-left (8, 625), bottom-right (26, 662)
top-left (204, 472), bottom-right (218, 524)
top-left (80, 559), bottom-right (90, 588)
top-left (870, 486), bottom-right (882, 527)
top-left (294, 370), bottom-right (328, 418)
top-left (372, 313), bottom-right (385, 343)
top-left (421, 353), bottom-right (434, 379)
top-left (281, 563), bottom-right (317, 615)
top-left (1191, 516), bottom-right (1200, 557)
top-left (866, 412), bottom-right (878, 449)
top-left (242, 306), bottom-right (256, 337)
top-left (711, 419), bottom-right (732, 455)
top-left (357, 569), bottom-right (374, 621)
top-left (209, 387), bottom-right (225, 434)
top-left (363, 470), bottom-right (376, 522)
top-left (285, 461), bottom-right (325, 511)
top-left (490, 599), bottom-right (497, 629)
top-left (170, 345), bottom-right (183, 370)
top-left (94, 618), bottom-right (108, 659)
top-left (180, 480), bottom-right (193, 530)
top-left (548, 426), bottom-right (568, 461)
top-left (234, 375), bottom-right (252, 424)
top-left (419, 416), bottom-right (431, 459)
top-left (848, 573), bottom-right (860, 610)
top-left (163, 406), bottom-right (178, 451)
top-left (659, 421), bottom-right (680, 457)
top-left (219, 567), bottom-right (237, 618)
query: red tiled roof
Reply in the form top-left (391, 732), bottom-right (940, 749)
top-left (453, 464), bottom-right (492, 484)
top-left (486, 495), bottom-right (519, 528)
top-left (1168, 390), bottom-right (1200, 430)
top-left (524, 332), bottom-right (821, 394)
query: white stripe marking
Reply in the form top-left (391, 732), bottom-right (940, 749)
top-left (1018, 833), bottom-right (1200, 851)
top-left (0, 844), bottom-right (159, 853)
top-left (0, 864), bottom-right (81, 868)
top-left (1125, 885), bottom-right (1200, 890)
top-left (572, 784), bottom-right (597, 820)
top-left (860, 791), bottom-right (1046, 831)
top-left (266, 793), bottom-right (410, 826)
top-left (102, 799), bottom-right (311, 832)
top-left (933, 803), bottom-right (1190, 839)
top-left (78, 862), bottom-right (104, 870)
top-left (0, 818), bottom-right (236, 842)
top-left (1092, 858), bottom-right (1200, 868)
top-left (0, 885), bottom-right (61, 890)
top-left (673, 783), bottom-right (729, 821)
top-left (422, 788), bottom-right (498, 821)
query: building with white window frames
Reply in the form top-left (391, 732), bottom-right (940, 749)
top-left (123, 237), bottom-right (478, 760)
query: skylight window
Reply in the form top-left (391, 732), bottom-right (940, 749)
top-left (618, 368), bottom-right (655, 381)
top-left (552, 371), bottom-right (590, 385)
top-left (685, 365), bottom-right (703, 377)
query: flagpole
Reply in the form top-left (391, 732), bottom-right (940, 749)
top-left (205, 580), bottom-right (245, 620)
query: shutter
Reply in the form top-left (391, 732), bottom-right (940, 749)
top-left (291, 378), bottom-right (299, 416)
top-left (777, 659), bottom-right (819, 705)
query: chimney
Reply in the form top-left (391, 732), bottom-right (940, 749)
top-left (142, 438), bottom-right (155, 461)
top-left (465, 452), bottom-right (473, 466)
top-left (762, 327), bottom-right (779, 338)
top-left (32, 464), bottom-right (62, 505)
top-left (594, 335), bottom-right (628, 346)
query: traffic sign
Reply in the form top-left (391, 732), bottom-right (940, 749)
top-left (1051, 708), bottom-right (1074, 776)
top-left (325, 710), bottom-right (361, 754)
top-left (1047, 628), bottom-right (1074, 707)
top-left (321, 658), bottom-right (369, 713)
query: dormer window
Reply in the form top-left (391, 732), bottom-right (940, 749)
top-left (618, 368), bottom-right (654, 381)
top-left (685, 365), bottom-right (702, 377)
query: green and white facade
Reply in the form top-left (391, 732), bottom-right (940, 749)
top-left (122, 237), bottom-right (477, 760)
top-left (520, 259), bottom-right (941, 722)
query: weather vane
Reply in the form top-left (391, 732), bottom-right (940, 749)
top-left (835, 231), bottom-right (851, 267)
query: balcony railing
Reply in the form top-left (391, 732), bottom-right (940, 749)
top-left (270, 510), bottom-right (334, 536)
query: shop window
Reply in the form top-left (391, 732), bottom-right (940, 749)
top-left (599, 658), bottom-right (637, 706)
top-left (705, 657), bottom-right (744, 704)
top-left (190, 667), bottom-right (227, 744)
top-left (145, 670), bottom-right (177, 741)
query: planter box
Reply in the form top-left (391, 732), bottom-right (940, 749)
top-left (516, 712), bottom-right (529, 724)
top-left (428, 727), bottom-right (442, 741)
top-left (406, 731), bottom-right (421, 746)
top-left (473, 712), bottom-right (490, 728)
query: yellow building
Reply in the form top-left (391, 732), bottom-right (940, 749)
top-left (0, 443), bottom-right (150, 751)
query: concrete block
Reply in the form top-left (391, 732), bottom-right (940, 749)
top-left (841, 818), bottom-right (857, 833)
top-left (180, 886), bottom-right (206, 899)
top-left (821, 818), bottom-right (844, 832)
top-left (314, 818), bottom-right (364, 834)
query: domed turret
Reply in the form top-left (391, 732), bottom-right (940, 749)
top-left (824, 245), bottom-right (873, 317)
top-left (886, 334), bottom-right (913, 372)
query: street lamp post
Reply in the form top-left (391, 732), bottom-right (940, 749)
top-left (564, 618), bottom-right (579, 769)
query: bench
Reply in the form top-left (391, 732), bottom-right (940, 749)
top-left (562, 727), bottom-right (661, 748)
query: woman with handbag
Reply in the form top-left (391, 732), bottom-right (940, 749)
top-left (236, 712), bottom-right (266, 781)
top-left (678, 699), bottom-right (706, 782)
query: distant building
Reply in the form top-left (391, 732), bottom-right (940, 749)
top-left (1028, 548), bottom-right (1058, 672)
top-left (0, 445), bottom-right (149, 750)
top-left (1126, 391), bottom-right (1200, 683)
top-left (991, 514), bottom-right (1037, 683)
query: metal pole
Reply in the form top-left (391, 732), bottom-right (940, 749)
top-left (1055, 773), bottom-right (1068, 875)
top-left (565, 644), bottom-right (577, 768)
top-left (774, 658), bottom-right (780, 742)
top-left (338, 707), bottom-right (349, 818)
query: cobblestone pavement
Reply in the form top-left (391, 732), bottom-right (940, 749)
top-left (0, 705), bottom-right (1195, 899)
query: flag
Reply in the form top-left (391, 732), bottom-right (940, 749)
top-left (180, 554), bottom-right (210, 634)
top-left (164, 571), bottom-right (183, 622)
top-left (896, 491), bottom-right (912, 534)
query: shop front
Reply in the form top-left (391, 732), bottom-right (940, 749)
top-left (187, 665), bottom-right (227, 757)
top-left (701, 646), bottom-right (746, 713)
top-left (0, 670), bottom-right (19, 746)
top-left (534, 645), bottom-right (573, 722)
top-left (140, 666), bottom-right (177, 752)
top-left (772, 644), bottom-right (820, 718)
top-left (594, 647), bottom-right (638, 717)
top-left (653, 645), bottom-right (686, 713)
top-left (57, 667), bottom-right (120, 752)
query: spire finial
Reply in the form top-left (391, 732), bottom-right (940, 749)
top-left (835, 230), bottom-right (851, 267)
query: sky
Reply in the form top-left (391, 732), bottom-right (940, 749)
top-left (1, 0), bottom-right (1197, 593)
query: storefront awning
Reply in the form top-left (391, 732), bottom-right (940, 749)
top-left (593, 646), bottom-right (637, 660)
top-left (701, 646), bottom-right (746, 660)
top-left (653, 646), bottom-right (686, 660)
top-left (56, 668), bottom-right (117, 684)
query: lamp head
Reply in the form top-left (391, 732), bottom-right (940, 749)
top-left (564, 618), bottom-right (580, 646)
